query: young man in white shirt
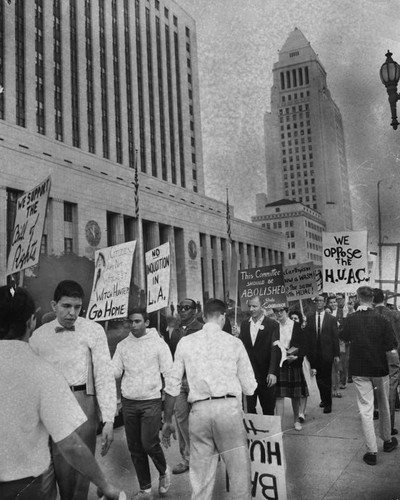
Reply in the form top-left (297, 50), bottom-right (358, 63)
top-left (0, 285), bottom-right (120, 500)
top-left (113, 308), bottom-right (173, 500)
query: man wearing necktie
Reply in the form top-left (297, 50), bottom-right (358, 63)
top-left (30, 280), bottom-right (117, 500)
top-left (306, 295), bottom-right (340, 414)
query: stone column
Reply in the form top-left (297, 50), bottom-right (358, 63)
top-left (213, 237), bottom-right (224, 301)
top-left (0, 187), bottom-right (7, 283)
top-left (48, 198), bottom-right (64, 255)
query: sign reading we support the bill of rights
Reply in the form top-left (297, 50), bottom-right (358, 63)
top-left (322, 231), bottom-right (369, 293)
top-left (146, 242), bottom-right (170, 313)
top-left (88, 241), bottom-right (136, 321)
top-left (283, 262), bottom-right (317, 301)
top-left (238, 264), bottom-right (287, 310)
top-left (7, 176), bottom-right (51, 275)
top-left (244, 413), bottom-right (287, 500)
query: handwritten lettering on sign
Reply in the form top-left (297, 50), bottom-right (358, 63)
top-left (7, 176), bottom-right (51, 275)
top-left (322, 231), bottom-right (369, 293)
top-left (146, 242), bottom-right (170, 313)
top-left (88, 241), bottom-right (136, 321)
top-left (283, 262), bottom-right (317, 301)
top-left (243, 414), bottom-right (287, 500)
top-left (238, 265), bottom-right (287, 310)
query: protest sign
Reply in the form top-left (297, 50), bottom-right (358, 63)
top-left (7, 176), bottom-right (51, 275)
top-left (283, 262), bottom-right (317, 301)
top-left (244, 413), bottom-right (287, 500)
top-left (87, 241), bottom-right (136, 321)
top-left (322, 231), bottom-right (369, 293)
top-left (146, 242), bottom-right (170, 313)
top-left (238, 264), bottom-right (287, 310)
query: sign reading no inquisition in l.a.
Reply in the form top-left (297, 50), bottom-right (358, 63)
top-left (7, 176), bottom-right (51, 276)
top-left (322, 231), bottom-right (369, 293)
top-left (146, 242), bottom-right (170, 313)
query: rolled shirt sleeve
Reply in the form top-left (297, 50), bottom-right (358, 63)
top-left (237, 343), bottom-right (257, 395)
top-left (91, 325), bottom-right (117, 422)
top-left (164, 341), bottom-right (185, 397)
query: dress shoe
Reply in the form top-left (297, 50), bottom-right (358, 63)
top-left (373, 410), bottom-right (379, 420)
top-left (323, 406), bottom-right (332, 414)
top-left (363, 452), bottom-right (377, 465)
top-left (294, 421), bottom-right (302, 431)
top-left (339, 385), bottom-right (347, 390)
top-left (392, 428), bottom-right (398, 436)
top-left (298, 413), bottom-right (305, 423)
top-left (319, 402), bottom-right (326, 408)
top-left (172, 462), bottom-right (189, 474)
top-left (347, 377), bottom-right (353, 383)
top-left (383, 437), bottom-right (398, 453)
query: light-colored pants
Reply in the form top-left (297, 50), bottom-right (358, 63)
top-left (353, 375), bottom-right (391, 453)
top-left (189, 397), bottom-right (251, 500)
top-left (175, 384), bottom-right (191, 466)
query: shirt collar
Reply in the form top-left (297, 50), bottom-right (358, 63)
top-left (202, 322), bottom-right (221, 334)
top-left (357, 305), bottom-right (372, 311)
top-left (249, 315), bottom-right (263, 324)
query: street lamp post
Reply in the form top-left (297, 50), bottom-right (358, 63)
top-left (377, 180), bottom-right (383, 287)
top-left (380, 51), bottom-right (400, 130)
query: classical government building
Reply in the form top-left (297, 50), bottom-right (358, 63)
top-left (0, 0), bottom-right (285, 305)
top-left (263, 28), bottom-right (353, 234)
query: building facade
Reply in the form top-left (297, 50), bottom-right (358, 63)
top-left (264, 27), bottom-right (352, 233)
top-left (252, 195), bottom-right (325, 266)
top-left (0, 0), bottom-right (286, 305)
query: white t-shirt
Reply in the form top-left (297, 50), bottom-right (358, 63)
top-left (0, 340), bottom-right (87, 481)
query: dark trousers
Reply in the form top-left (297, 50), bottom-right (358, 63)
top-left (122, 397), bottom-right (167, 491)
top-left (246, 383), bottom-right (276, 415)
top-left (0, 471), bottom-right (55, 500)
top-left (51, 391), bottom-right (99, 500)
top-left (315, 359), bottom-right (333, 408)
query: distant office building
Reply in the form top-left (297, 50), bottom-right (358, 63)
top-left (252, 195), bottom-right (325, 266)
top-left (0, 0), bottom-right (285, 304)
top-left (264, 27), bottom-right (352, 232)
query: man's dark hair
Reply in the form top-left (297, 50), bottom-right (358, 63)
top-left (128, 308), bottom-right (149, 322)
top-left (326, 295), bottom-right (337, 304)
top-left (357, 286), bottom-right (374, 302)
top-left (204, 298), bottom-right (226, 316)
top-left (53, 280), bottom-right (84, 302)
top-left (0, 286), bottom-right (36, 340)
top-left (373, 288), bottom-right (385, 305)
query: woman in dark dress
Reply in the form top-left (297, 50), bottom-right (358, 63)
top-left (274, 307), bottom-right (309, 431)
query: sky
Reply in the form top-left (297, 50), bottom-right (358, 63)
top-left (177, 0), bottom-right (400, 253)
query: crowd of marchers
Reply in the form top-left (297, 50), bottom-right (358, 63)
top-left (1, 280), bottom-right (399, 500)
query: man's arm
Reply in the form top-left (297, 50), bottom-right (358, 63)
top-left (56, 431), bottom-right (120, 499)
top-left (237, 342), bottom-right (257, 395)
top-left (268, 321), bottom-right (281, 378)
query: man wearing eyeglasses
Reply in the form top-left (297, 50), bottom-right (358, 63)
top-left (168, 299), bottom-right (203, 475)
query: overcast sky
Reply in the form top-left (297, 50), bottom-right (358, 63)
top-left (178, 0), bottom-right (400, 251)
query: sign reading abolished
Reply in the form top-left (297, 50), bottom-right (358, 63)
top-left (88, 241), bottom-right (136, 321)
top-left (322, 231), bottom-right (369, 293)
top-left (7, 176), bottom-right (51, 276)
top-left (146, 242), bottom-right (170, 313)
top-left (238, 265), bottom-right (287, 310)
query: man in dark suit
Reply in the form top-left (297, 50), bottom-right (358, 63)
top-left (307, 295), bottom-right (340, 414)
top-left (238, 296), bottom-right (281, 415)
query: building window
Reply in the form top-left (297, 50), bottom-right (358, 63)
top-left (41, 234), bottom-right (48, 255)
top-left (146, 7), bottom-right (157, 176)
top-left (165, 25), bottom-right (176, 183)
top-left (64, 202), bottom-right (74, 222)
top-left (112, 0), bottom-right (122, 163)
top-left (156, 16), bottom-right (167, 180)
top-left (15, 0), bottom-right (26, 127)
top-left (54, 0), bottom-right (63, 140)
top-left (174, 31), bottom-right (185, 188)
top-left (99, 0), bottom-right (109, 158)
top-left (70, 0), bottom-right (80, 147)
top-left (64, 238), bottom-right (73, 253)
top-left (85, 0), bottom-right (95, 153)
top-left (136, 0), bottom-right (146, 171)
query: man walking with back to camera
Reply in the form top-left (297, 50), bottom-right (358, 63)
top-left (30, 280), bottom-right (117, 500)
top-left (236, 295), bottom-right (281, 415)
top-left (167, 298), bottom-right (203, 474)
top-left (341, 286), bottom-right (398, 465)
top-left (162, 298), bottom-right (257, 500)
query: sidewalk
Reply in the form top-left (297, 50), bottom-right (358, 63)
top-left (89, 382), bottom-right (400, 500)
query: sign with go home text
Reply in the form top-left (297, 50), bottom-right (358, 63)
top-left (244, 413), bottom-right (287, 500)
top-left (88, 241), bottom-right (136, 321)
top-left (322, 231), bottom-right (369, 293)
top-left (283, 262), bottom-right (317, 301)
top-left (7, 176), bottom-right (51, 276)
top-left (238, 265), bottom-right (287, 310)
top-left (146, 242), bottom-right (170, 313)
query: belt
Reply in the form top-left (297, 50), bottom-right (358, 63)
top-left (193, 394), bottom-right (236, 404)
top-left (70, 384), bottom-right (86, 392)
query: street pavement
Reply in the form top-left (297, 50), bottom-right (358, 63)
top-left (88, 381), bottom-right (400, 500)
